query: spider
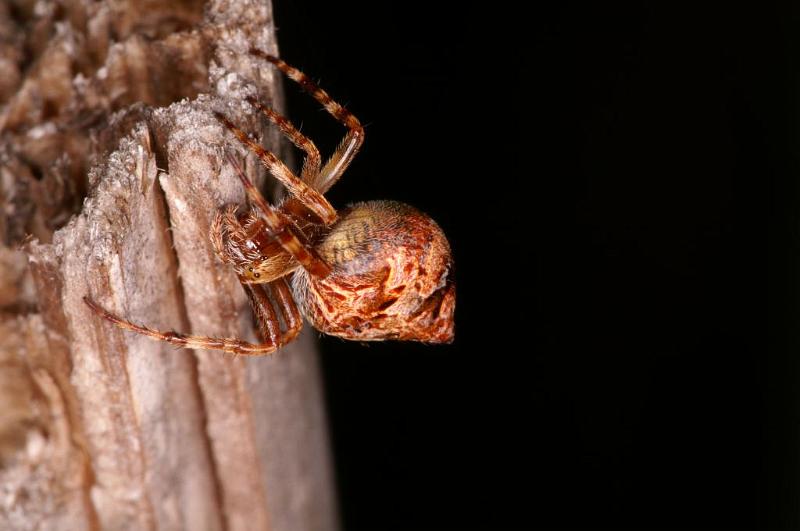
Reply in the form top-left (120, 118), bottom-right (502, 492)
top-left (83, 49), bottom-right (455, 355)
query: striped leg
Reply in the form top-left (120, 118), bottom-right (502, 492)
top-left (251, 49), bottom-right (365, 194)
top-left (246, 96), bottom-right (321, 182)
top-left (270, 277), bottom-right (303, 344)
top-left (246, 278), bottom-right (303, 346)
top-left (214, 111), bottom-right (336, 225)
top-left (82, 277), bottom-right (303, 356)
top-left (246, 282), bottom-right (281, 345)
top-left (226, 154), bottom-right (332, 278)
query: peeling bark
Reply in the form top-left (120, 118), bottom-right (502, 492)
top-left (0, 1), bottom-right (337, 530)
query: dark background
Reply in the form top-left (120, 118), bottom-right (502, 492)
top-left (273, 2), bottom-right (798, 530)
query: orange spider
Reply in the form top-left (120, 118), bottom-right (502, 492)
top-left (84, 49), bottom-right (455, 355)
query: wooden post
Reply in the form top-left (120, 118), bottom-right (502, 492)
top-left (0, 1), bottom-right (337, 530)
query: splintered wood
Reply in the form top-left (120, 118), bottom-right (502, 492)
top-left (0, 1), bottom-right (337, 530)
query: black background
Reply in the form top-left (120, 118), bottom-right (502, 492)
top-left (273, 2), bottom-right (798, 530)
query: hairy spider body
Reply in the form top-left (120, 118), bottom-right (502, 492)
top-left (84, 50), bottom-right (455, 355)
top-left (212, 199), bottom-right (454, 343)
top-left (305, 201), bottom-right (454, 343)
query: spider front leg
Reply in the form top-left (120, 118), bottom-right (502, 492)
top-left (225, 154), bottom-right (332, 278)
top-left (245, 95), bottom-right (321, 183)
top-left (245, 277), bottom-right (303, 347)
top-left (82, 276), bottom-right (302, 356)
top-left (250, 49), bottom-right (365, 193)
top-left (213, 111), bottom-right (336, 224)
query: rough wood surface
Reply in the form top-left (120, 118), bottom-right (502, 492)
top-left (0, 1), bottom-right (337, 530)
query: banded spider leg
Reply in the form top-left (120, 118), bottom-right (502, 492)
top-left (82, 277), bottom-right (301, 356)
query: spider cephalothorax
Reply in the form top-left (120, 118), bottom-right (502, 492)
top-left (84, 49), bottom-right (455, 355)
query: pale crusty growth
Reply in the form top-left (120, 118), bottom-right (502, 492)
top-left (0, 1), bottom-right (337, 531)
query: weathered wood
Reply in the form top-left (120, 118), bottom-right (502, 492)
top-left (0, 1), bottom-right (337, 530)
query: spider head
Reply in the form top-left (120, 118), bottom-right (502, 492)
top-left (211, 205), bottom-right (300, 284)
top-left (299, 200), bottom-right (456, 343)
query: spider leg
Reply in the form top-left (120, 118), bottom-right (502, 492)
top-left (250, 49), bottom-right (365, 194)
top-left (246, 277), bottom-right (303, 345)
top-left (83, 276), bottom-right (303, 356)
top-left (214, 111), bottom-right (336, 224)
top-left (246, 282), bottom-right (281, 345)
top-left (270, 277), bottom-right (303, 343)
top-left (226, 154), bottom-right (332, 278)
top-left (245, 95), bottom-right (321, 182)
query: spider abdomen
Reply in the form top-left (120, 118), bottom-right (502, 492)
top-left (293, 200), bottom-right (455, 343)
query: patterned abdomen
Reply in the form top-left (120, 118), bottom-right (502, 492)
top-left (293, 200), bottom-right (455, 343)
